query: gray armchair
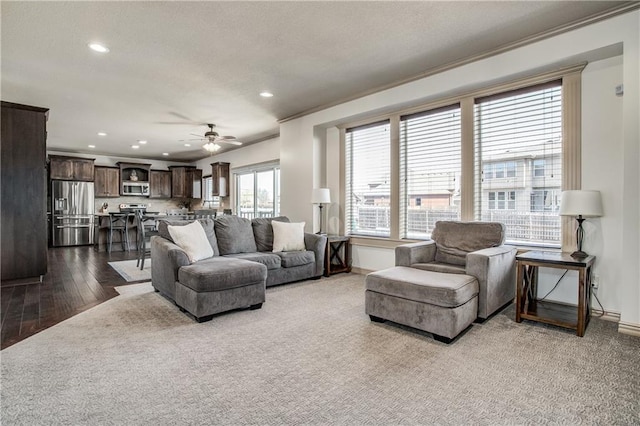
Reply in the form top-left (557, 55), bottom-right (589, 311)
top-left (395, 221), bottom-right (516, 319)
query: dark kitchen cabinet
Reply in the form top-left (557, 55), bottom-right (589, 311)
top-left (94, 166), bottom-right (120, 197)
top-left (211, 162), bottom-right (230, 197)
top-left (170, 166), bottom-right (202, 198)
top-left (49, 155), bottom-right (95, 181)
top-left (150, 170), bottom-right (172, 198)
top-left (1, 101), bottom-right (49, 281)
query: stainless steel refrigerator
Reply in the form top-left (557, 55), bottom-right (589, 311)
top-left (51, 180), bottom-right (95, 246)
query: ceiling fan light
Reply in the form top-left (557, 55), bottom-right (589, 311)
top-left (203, 142), bottom-right (221, 152)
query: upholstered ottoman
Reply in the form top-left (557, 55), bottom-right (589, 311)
top-left (175, 257), bottom-right (267, 322)
top-left (365, 266), bottom-right (479, 343)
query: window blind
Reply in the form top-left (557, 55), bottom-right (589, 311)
top-left (345, 120), bottom-right (391, 237)
top-left (400, 104), bottom-right (461, 239)
top-left (474, 80), bottom-right (562, 246)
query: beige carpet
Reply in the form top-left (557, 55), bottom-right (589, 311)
top-left (108, 259), bottom-right (151, 282)
top-left (1, 274), bottom-right (638, 425)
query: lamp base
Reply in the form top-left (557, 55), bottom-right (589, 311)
top-left (570, 250), bottom-right (589, 259)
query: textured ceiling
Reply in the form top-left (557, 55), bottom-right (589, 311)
top-left (1, 1), bottom-right (631, 161)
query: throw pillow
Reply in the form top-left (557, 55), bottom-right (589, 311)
top-left (252, 216), bottom-right (290, 252)
top-left (272, 221), bottom-right (305, 252)
top-left (214, 215), bottom-right (257, 255)
top-left (168, 221), bottom-right (214, 263)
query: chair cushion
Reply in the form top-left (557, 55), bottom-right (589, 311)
top-left (365, 266), bottom-right (478, 308)
top-left (215, 215), bottom-right (257, 255)
top-left (412, 262), bottom-right (466, 275)
top-left (224, 252), bottom-right (282, 270)
top-left (275, 250), bottom-right (315, 268)
top-left (157, 218), bottom-right (219, 256)
top-left (178, 257), bottom-right (267, 292)
top-left (252, 216), bottom-right (290, 252)
top-left (432, 221), bottom-right (505, 266)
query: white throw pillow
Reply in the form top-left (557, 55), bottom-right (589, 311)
top-left (168, 221), bottom-right (214, 263)
top-left (272, 221), bottom-right (305, 252)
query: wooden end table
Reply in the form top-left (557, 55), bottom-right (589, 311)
top-left (324, 235), bottom-right (352, 277)
top-left (515, 251), bottom-right (595, 337)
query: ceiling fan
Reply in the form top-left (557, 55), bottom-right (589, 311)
top-left (184, 124), bottom-right (242, 152)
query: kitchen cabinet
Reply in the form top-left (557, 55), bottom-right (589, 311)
top-left (94, 166), bottom-right (120, 197)
top-left (170, 166), bottom-right (202, 198)
top-left (49, 155), bottom-right (95, 181)
top-left (211, 162), bottom-right (230, 197)
top-left (150, 170), bottom-right (172, 198)
top-left (1, 101), bottom-right (48, 281)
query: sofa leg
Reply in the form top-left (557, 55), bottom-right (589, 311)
top-left (196, 314), bottom-right (214, 323)
top-left (153, 287), bottom-right (159, 293)
top-left (433, 334), bottom-right (454, 344)
top-left (369, 315), bottom-right (385, 323)
top-left (249, 303), bottom-right (263, 310)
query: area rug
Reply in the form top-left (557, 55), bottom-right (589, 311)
top-left (108, 259), bottom-right (151, 282)
top-left (1, 274), bottom-right (638, 425)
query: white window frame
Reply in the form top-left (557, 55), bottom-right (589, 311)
top-left (233, 162), bottom-right (280, 220)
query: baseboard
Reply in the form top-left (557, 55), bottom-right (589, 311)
top-left (618, 321), bottom-right (640, 337)
top-left (591, 309), bottom-right (621, 323)
top-left (350, 267), bottom-right (372, 275)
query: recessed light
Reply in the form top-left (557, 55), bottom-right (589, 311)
top-left (131, 145), bottom-right (139, 149)
top-left (88, 145), bottom-right (96, 148)
top-left (97, 132), bottom-right (107, 137)
top-left (162, 153), bottom-right (169, 156)
top-left (184, 143), bottom-right (191, 147)
top-left (138, 140), bottom-right (147, 144)
top-left (88, 43), bottom-right (110, 53)
top-left (260, 91), bottom-right (274, 98)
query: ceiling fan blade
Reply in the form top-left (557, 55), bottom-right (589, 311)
top-left (218, 140), bottom-right (243, 146)
top-left (218, 135), bottom-right (237, 140)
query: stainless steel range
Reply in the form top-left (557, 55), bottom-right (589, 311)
top-left (118, 203), bottom-right (148, 213)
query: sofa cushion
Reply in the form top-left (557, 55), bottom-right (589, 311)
top-left (275, 250), bottom-right (315, 268)
top-left (252, 216), bottom-right (290, 252)
top-left (365, 266), bottom-right (479, 308)
top-left (167, 221), bottom-right (214, 263)
top-left (215, 215), bottom-right (257, 255)
top-left (178, 257), bottom-right (267, 292)
top-left (224, 252), bottom-right (282, 270)
top-left (272, 221), bottom-right (305, 252)
top-left (431, 221), bottom-right (505, 266)
top-left (157, 218), bottom-right (219, 256)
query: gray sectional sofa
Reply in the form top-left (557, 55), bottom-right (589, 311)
top-left (151, 215), bottom-right (327, 322)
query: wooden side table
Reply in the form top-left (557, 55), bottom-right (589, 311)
top-left (324, 235), bottom-right (352, 277)
top-left (515, 251), bottom-right (595, 337)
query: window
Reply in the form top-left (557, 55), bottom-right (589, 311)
top-left (488, 191), bottom-right (516, 210)
top-left (530, 189), bottom-right (559, 212)
top-left (400, 105), bottom-right (461, 239)
top-left (475, 81), bottom-right (562, 246)
top-left (201, 176), bottom-right (221, 208)
top-left (235, 164), bottom-right (280, 219)
top-left (345, 121), bottom-right (390, 237)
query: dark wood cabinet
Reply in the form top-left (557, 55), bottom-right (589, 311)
top-left (211, 162), bottom-right (230, 197)
top-left (150, 170), bottom-right (172, 198)
top-left (49, 155), bottom-right (94, 181)
top-left (94, 166), bottom-right (120, 197)
top-left (170, 166), bottom-right (202, 198)
top-left (1, 101), bottom-right (49, 281)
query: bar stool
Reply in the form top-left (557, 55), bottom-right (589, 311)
top-left (135, 210), bottom-right (158, 269)
top-left (108, 212), bottom-right (131, 253)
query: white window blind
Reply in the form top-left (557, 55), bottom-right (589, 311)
top-left (475, 80), bottom-right (562, 246)
top-left (345, 120), bottom-right (391, 237)
top-left (400, 104), bottom-right (461, 239)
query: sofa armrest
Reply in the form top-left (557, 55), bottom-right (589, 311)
top-left (304, 233), bottom-right (327, 277)
top-left (395, 241), bottom-right (436, 266)
top-left (466, 245), bottom-right (517, 319)
top-left (151, 236), bottom-right (190, 299)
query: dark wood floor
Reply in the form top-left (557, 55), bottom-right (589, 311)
top-left (1, 246), bottom-right (143, 349)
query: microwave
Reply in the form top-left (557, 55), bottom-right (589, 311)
top-left (122, 181), bottom-right (150, 196)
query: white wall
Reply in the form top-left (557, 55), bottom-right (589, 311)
top-left (279, 11), bottom-right (640, 328)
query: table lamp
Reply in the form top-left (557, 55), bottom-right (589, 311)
top-left (559, 190), bottom-right (603, 258)
top-left (311, 188), bottom-right (331, 235)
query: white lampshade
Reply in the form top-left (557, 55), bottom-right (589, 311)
top-left (311, 188), bottom-right (331, 204)
top-left (559, 190), bottom-right (603, 218)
